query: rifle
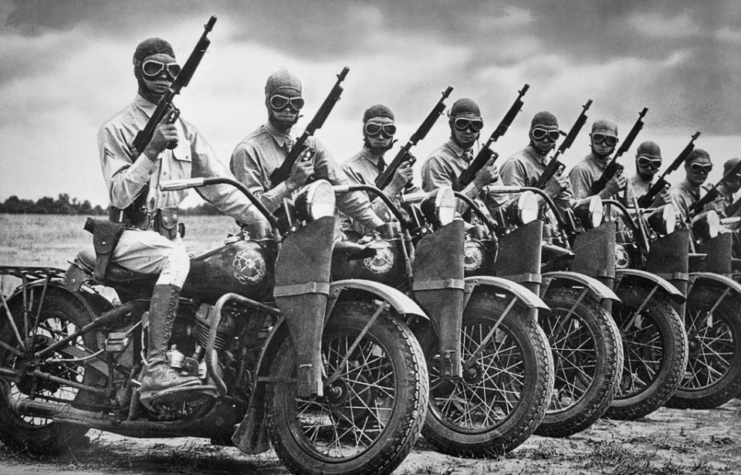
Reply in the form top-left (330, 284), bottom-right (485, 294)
top-left (637, 131), bottom-right (701, 208)
top-left (690, 153), bottom-right (741, 215)
top-left (132, 16), bottom-right (217, 155)
top-left (535, 99), bottom-right (593, 189)
top-left (269, 67), bottom-right (350, 186)
top-left (588, 107), bottom-right (648, 195)
top-left (456, 84), bottom-right (530, 189)
top-left (375, 86), bottom-right (454, 190)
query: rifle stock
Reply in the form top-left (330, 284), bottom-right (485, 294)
top-left (375, 86), bottom-right (453, 190)
top-left (269, 67), bottom-right (350, 186)
top-left (588, 107), bottom-right (648, 195)
top-left (535, 99), bottom-right (593, 189)
top-left (637, 131), bottom-right (701, 208)
top-left (132, 16), bottom-right (217, 155)
top-left (457, 84), bottom-right (530, 188)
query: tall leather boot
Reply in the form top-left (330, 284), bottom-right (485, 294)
top-left (139, 284), bottom-right (200, 394)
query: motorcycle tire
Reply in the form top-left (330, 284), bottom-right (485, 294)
top-left (536, 286), bottom-right (623, 438)
top-left (0, 288), bottom-right (105, 455)
top-left (420, 290), bottom-right (553, 457)
top-left (265, 301), bottom-right (428, 475)
top-left (607, 284), bottom-right (688, 420)
top-left (668, 285), bottom-right (741, 409)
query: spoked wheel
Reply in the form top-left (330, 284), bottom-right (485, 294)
top-left (607, 284), bottom-right (687, 420)
top-left (668, 285), bottom-right (741, 409)
top-left (0, 287), bottom-right (105, 454)
top-left (537, 287), bottom-right (623, 437)
top-left (420, 291), bottom-right (553, 457)
top-left (265, 301), bottom-right (428, 475)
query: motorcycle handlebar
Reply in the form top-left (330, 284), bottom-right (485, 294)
top-left (161, 177), bottom-right (279, 229)
top-left (332, 184), bottom-right (411, 229)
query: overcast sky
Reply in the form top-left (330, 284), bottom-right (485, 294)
top-left (1, 0), bottom-right (740, 207)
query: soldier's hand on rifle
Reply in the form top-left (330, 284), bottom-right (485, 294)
top-left (473, 160), bottom-right (500, 189)
top-left (603, 170), bottom-right (627, 197)
top-left (656, 185), bottom-right (672, 205)
top-left (286, 150), bottom-right (315, 190)
top-left (544, 174), bottom-right (569, 198)
top-left (143, 122), bottom-right (179, 161)
top-left (388, 162), bottom-right (415, 195)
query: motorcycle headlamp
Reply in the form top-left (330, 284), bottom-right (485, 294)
top-left (294, 180), bottom-right (336, 223)
top-left (419, 187), bottom-right (456, 228)
top-left (646, 204), bottom-right (676, 236)
top-left (573, 196), bottom-right (603, 230)
top-left (692, 210), bottom-right (720, 242)
top-left (505, 191), bottom-right (539, 226)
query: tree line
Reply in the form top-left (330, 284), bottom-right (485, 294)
top-left (0, 194), bottom-right (222, 215)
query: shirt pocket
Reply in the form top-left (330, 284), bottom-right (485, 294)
top-left (170, 140), bottom-right (192, 179)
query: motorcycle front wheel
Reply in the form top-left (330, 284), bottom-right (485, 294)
top-left (420, 290), bottom-right (553, 457)
top-left (537, 286), bottom-right (623, 437)
top-left (265, 301), bottom-right (428, 475)
top-left (0, 287), bottom-right (105, 454)
top-left (668, 285), bottom-right (741, 409)
top-left (607, 283), bottom-right (688, 420)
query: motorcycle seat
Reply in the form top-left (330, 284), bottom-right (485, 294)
top-left (76, 247), bottom-right (158, 284)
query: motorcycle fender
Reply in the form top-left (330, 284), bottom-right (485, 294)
top-left (329, 279), bottom-right (427, 319)
top-left (541, 270), bottom-right (620, 303)
top-left (689, 272), bottom-right (741, 296)
top-left (615, 268), bottom-right (685, 304)
top-left (464, 275), bottom-right (549, 311)
top-left (232, 317), bottom-right (290, 455)
top-left (273, 216), bottom-right (335, 399)
top-left (412, 220), bottom-right (466, 379)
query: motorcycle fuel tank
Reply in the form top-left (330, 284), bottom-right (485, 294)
top-left (181, 239), bottom-right (276, 302)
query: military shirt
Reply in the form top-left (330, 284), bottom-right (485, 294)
top-left (341, 147), bottom-right (420, 234)
top-left (498, 145), bottom-right (573, 214)
top-left (569, 153), bottom-right (613, 200)
top-left (421, 140), bottom-right (495, 214)
top-left (669, 179), bottom-right (702, 224)
top-left (97, 94), bottom-right (261, 224)
top-left (230, 122), bottom-right (384, 230)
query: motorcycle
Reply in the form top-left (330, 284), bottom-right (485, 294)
top-left (0, 177), bottom-right (430, 475)
top-left (667, 211), bottom-right (741, 408)
top-left (591, 199), bottom-right (688, 420)
top-left (458, 187), bottom-right (624, 438)
top-left (331, 184), bottom-right (553, 457)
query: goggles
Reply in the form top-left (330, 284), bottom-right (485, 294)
top-left (269, 94), bottom-right (305, 111)
top-left (592, 133), bottom-right (618, 147)
top-left (365, 122), bottom-right (397, 138)
top-left (531, 127), bottom-right (560, 142)
top-left (637, 156), bottom-right (662, 169)
top-left (453, 117), bottom-right (484, 132)
top-left (141, 60), bottom-right (181, 79)
top-left (689, 163), bottom-right (713, 174)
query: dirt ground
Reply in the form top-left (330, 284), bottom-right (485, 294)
top-left (0, 400), bottom-right (739, 475)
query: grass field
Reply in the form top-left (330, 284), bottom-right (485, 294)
top-left (0, 213), bottom-right (241, 295)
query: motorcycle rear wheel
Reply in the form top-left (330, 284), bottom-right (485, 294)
top-left (668, 285), bottom-right (741, 409)
top-left (420, 290), bottom-right (553, 457)
top-left (0, 288), bottom-right (105, 454)
top-left (265, 301), bottom-right (428, 475)
top-left (607, 284), bottom-right (688, 419)
top-left (536, 286), bottom-right (623, 437)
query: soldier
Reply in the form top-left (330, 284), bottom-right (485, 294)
top-left (625, 140), bottom-right (671, 206)
top-left (569, 119), bottom-right (626, 200)
top-left (498, 111), bottom-right (573, 214)
top-left (97, 38), bottom-right (261, 396)
top-left (421, 98), bottom-right (499, 215)
top-left (341, 104), bottom-right (416, 238)
top-left (230, 69), bottom-right (385, 236)
top-left (669, 149), bottom-right (713, 223)
top-left (703, 157), bottom-right (741, 218)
